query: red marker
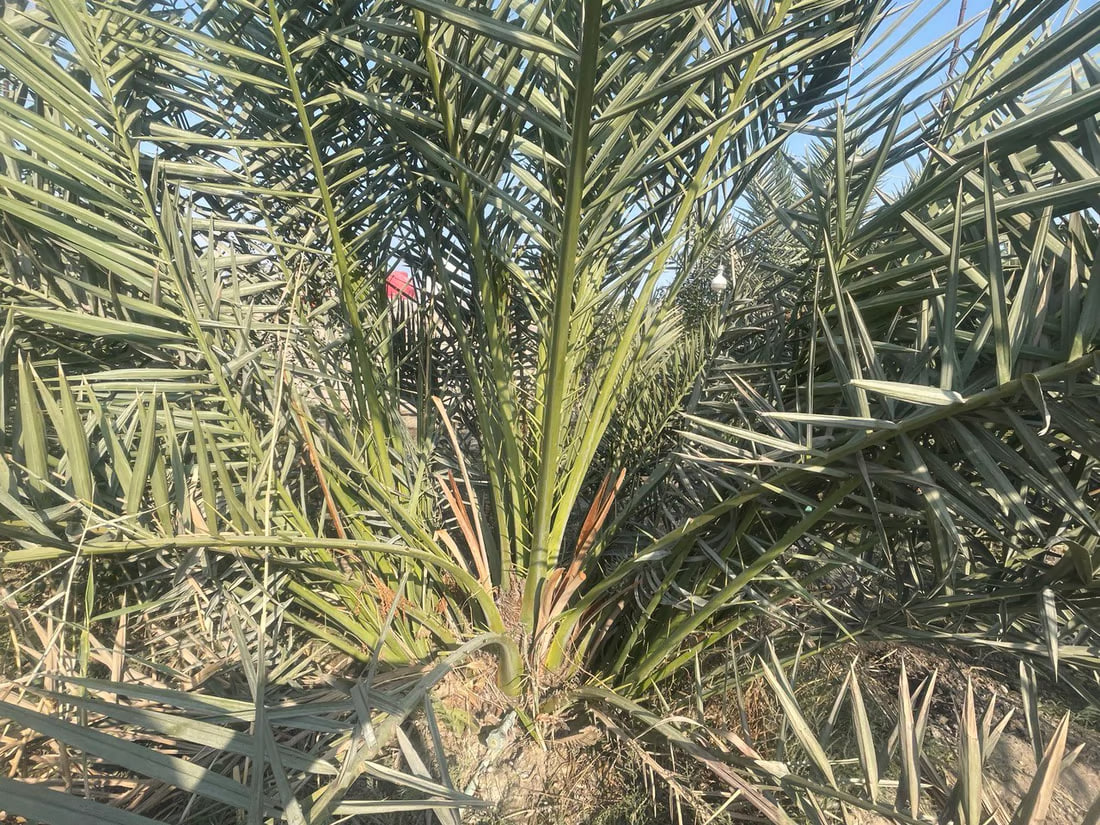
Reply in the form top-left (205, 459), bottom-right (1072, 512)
top-left (386, 269), bottom-right (416, 300)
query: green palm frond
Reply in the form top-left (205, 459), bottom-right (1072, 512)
top-left (566, 0), bottom-right (1100, 692)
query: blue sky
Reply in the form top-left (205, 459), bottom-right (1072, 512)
top-left (865, 0), bottom-right (974, 66)
top-left (853, 0), bottom-right (1099, 109)
top-left (778, 1), bottom-right (972, 160)
top-left (780, 0), bottom-right (1099, 175)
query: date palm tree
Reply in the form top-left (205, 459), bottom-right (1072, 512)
top-left (1, 0), bottom-right (1099, 821)
top-left (0, 0), bottom-right (878, 680)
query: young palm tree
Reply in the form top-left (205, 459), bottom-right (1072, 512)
top-left (1, 0), bottom-right (1099, 820)
top-left (0, 0), bottom-right (879, 677)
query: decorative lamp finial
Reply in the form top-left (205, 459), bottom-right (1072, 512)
top-left (710, 266), bottom-right (728, 293)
